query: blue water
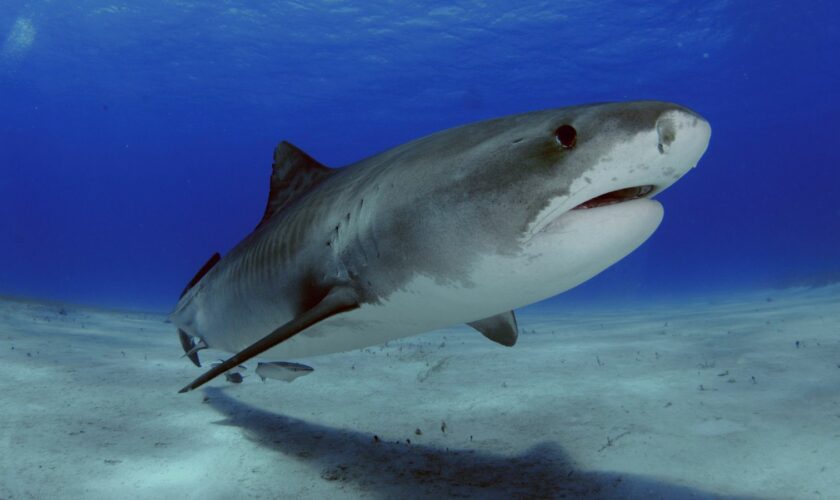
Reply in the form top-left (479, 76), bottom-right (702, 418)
top-left (1, 1), bottom-right (837, 312)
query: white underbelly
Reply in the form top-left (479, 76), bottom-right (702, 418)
top-left (212, 199), bottom-right (663, 361)
top-left (255, 275), bottom-right (492, 360)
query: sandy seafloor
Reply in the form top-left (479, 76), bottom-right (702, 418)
top-left (1, 286), bottom-right (838, 500)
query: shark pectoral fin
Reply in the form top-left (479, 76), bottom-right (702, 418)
top-left (178, 329), bottom-right (205, 367)
top-left (178, 286), bottom-right (360, 393)
top-left (468, 311), bottom-right (518, 347)
top-left (255, 361), bottom-right (314, 383)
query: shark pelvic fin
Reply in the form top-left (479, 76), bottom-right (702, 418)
top-left (468, 310), bottom-right (518, 347)
top-left (180, 336), bottom-right (208, 365)
top-left (258, 141), bottom-right (334, 229)
top-left (178, 329), bottom-right (205, 367)
top-left (178, 285), bottom-right (360, 393)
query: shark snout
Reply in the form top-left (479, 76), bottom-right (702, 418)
top-left (560, 105), bottom-right (711, 214)
top-left (655, 108), bottom-right (711, 164)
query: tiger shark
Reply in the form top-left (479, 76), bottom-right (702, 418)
top-left (172, 100), bottom-right (711, 393)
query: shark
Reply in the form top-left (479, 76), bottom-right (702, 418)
top-left (172, 100), bottom-right (711, 393)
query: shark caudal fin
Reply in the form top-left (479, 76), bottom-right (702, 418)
top-left (179, 252), bottom-right (221, 299)
top-left (178, 285), bottom-right (360, 393)
top-left (176, 252), bottom-right (221, 367)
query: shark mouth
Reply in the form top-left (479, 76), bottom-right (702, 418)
top-left (572, 185), bottom-right (655, 210)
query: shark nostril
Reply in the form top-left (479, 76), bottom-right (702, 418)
top-left (656, 116), bottom-right (676, 154)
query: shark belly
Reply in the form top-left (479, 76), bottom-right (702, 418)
top-left (238, 198), bottom-right (663, 360)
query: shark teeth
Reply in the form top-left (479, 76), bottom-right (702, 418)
top-left (573, 185), bottom-right (655, 210)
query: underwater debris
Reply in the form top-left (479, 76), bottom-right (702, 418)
top-left (416, 356), bottom-right (452, 382)
top-left (598, 431), bottom-right (631, 452)
top-left (320, 465), bottom-right (348, 481)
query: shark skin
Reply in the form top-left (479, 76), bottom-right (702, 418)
top-left (173, 101), bottom-right (711, 392)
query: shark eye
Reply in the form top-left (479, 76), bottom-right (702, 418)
top-left (555, 125), bottom-right (577, 149)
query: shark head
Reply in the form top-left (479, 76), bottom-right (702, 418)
top-left (362, 100), bottom-right (711, 311)
top-left (516, 101), bottom-right (710, 240)
top-left (502, 100), bottom-right (712, 304)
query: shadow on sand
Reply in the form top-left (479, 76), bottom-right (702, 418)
top-left (204, 388), bottom-right (750, 499)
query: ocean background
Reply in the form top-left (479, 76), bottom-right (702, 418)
top-left (2, 3), bottom-right (840, 499)
top-left (2, 1), bottom-right (837, 312)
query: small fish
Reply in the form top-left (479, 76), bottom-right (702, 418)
top-left (209, 360), bottom-right (246, 384)
top-left (255, 361), bottom-right (314, 382)
top-left (211, 360), bottom-right (246, 371)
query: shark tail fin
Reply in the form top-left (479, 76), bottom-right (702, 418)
top-left (175, 252), bottom-right (221, 367)
top-left (179, 252), bottom-right (221, 299)
top-left (178, 285), bottom-right (360, 393)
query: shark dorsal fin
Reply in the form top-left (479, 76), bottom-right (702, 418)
top-left (257, 141), bottom-right (333, 229)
